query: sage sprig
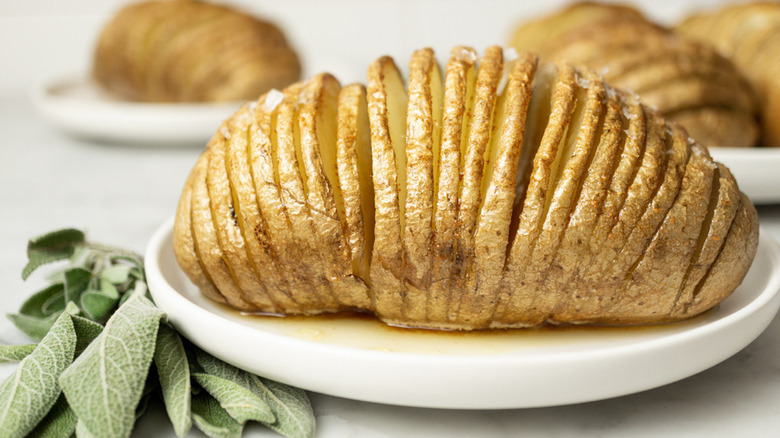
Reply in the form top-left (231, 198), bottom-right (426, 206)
top-left (0, 228), bottom-right (316, 437)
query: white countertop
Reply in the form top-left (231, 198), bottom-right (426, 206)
top-left (3, 1), bottom-right (780, 436)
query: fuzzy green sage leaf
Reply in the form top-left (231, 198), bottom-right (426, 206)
top-left (0, 343), bottom-right (37, 363)
top-left (193, 373), bottom-right (275, 424)
top-left (59, 294), bottom-right (165, 438)
top-left (27, 394), bottom-right (77, 438)
top-left (22, 229), bottom-right (85, 280)
top-left (154, 323), bottom-right (192, 437)
top-left (191, 392), bottom-right (244, 438)
top-left (196, 351), bottom-right (315, 438)
top-left (7, 312), bottom-right (60, 342)
top-left (0, 310), bottom-right (76, 436)
top-left (254, 378), bottom-right (316, 438)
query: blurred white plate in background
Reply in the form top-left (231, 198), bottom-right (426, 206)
top-left (710, 147), bottom-right (780, 205)
top-left (31, 75), bottom-right (243, 145)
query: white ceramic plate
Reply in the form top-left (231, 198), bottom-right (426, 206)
top-left (710, 148), bottom-right (780, 204)
top-left (31, 75), bottom-right (242, 145)
top-left (145, 218), bottom-right (780, 409)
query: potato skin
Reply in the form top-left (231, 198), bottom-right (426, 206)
top-left (174, 47), bottom-right (759, 330)
top-left (92, 0), bottom-right (300, 103)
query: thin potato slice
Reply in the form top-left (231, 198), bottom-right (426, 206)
top-left (671, 163), bottom-right (740, 317)
top-left (606, 141), bottom-right (714, 323)
top-left (495, 63), bottom-right (579, 326)
top-left (523, 69), bottom-right (608, 321)
top-left (367, 56), bottom-right (408, 322)
top-left (427, 46), bottom-right (478, 326)
top-left (403, 48), bottom-right (442, 322)
top-left (173, 152), bottom-right (225, 304)
top-left (450, 47), bottom-right (504, 321)
top-left (225, 101), bottom-right (300, 312)
top-left (549, 95), bottom-right (624, 322)
top-left (675, 192), bottom-right (758, 317)
top-left (206, 112), bottom-right (277, 312)
top-left (190, 138), bottom-right (253, 310)
top-left (247, 85), bottom-right (328, 310)
top-left (336, 84), bottom-right (374, 285)
top-left (274, 86), bottom-right (338, 311)
top-left (464, 53), bottom-right (539, 327)
top-left (298, 74), bottom-right (370, 308)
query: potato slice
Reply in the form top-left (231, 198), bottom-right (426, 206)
top-left (273, 85), bottom-right (339, 311)
top-left (367, 56), bottom-right (408, 322)
top-left (521, 69), bottom-right (608, 321)
top-left (427, 46), bottom-right (478, 326)
top-left (189, 136), bottom-right (253, 310)
top-left (605, 139), bottom-right (714, 323)
top-left (463, 53), bottom-right (539, 326)
top-left (450, 46), bottom-right (504, 321)
top-left (206, 111), bottom-right (277, 312)
top-left (298, 74), bottom-right (370, 308)
top-left (671, 162), bottom-right (740, 317)
top-left (336, 84), bottom-right (374, 285)
top-left (548, 93), bottom-right (624, 322)
top-left (402, 48), bottom-right (442, 322)
top-left (173, 152), bottom-right (225, 304)
top-left (495, 62), bottom-right (579, 326)
top-left (674, 192), bottom-right (759, 317)
top-left (225, 100), bottom-right (300, 312)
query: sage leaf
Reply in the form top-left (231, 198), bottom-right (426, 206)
top-left (41, 289), bottom-right (66, 316)
top-left (70, 313), bottom-right (103, 355)
top-left (7, 312), bottom-right (60, 341)
top-left (76, 419), bottom-right (98, 438)
top-left (64, 267), bottom-right (92, 304)
top-left (27, 394), bottom-right (77, 438)
top-left (255, 378), bottom-right (316, 438)
top-left (191, 392), bottom-right (244, 438)
top-left (196, 351), bottom-right (314, 437)
top-left (80, 290), bottom-right (117, 320)
top-left (99, 278), bottom-right (120, 299)
top-left (193, 373), bottom-right (275, 424)
top-left (0, 344), bottom-right (37, 363)
top-left (19, 283), bottom-right (64, 318)
top-left (154, 324), bottom-right (192, 437)
top-left (22, 229), bottom-right (85, 280)
top-left (59, 295), bottom-right (164, 438)
top-left (0, 311), bottom-right (76, 436)
top-left (101, 265), bottom-right (132, 284)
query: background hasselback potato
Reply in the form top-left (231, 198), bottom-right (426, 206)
top-left (509, 2), bottom-right (760, 148)
top-left (173, 46), bottom-right (759, 331)
top-left (92, 0), bottom-right (301, 102)
top-left (676, 2), bottom-right (780, 147)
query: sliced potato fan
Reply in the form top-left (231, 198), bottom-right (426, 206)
top-left (173, 46), bottom-right (759, 330)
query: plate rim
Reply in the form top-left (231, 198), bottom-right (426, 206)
top-left (30, 73), bottom-right (244, 144)
top-left (146, 218), bottom-right (780, 408)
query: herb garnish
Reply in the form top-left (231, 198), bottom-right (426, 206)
top-left (0, 229), bottom-right (315, 438)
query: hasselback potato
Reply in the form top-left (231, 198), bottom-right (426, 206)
top-left (174, 46), bottom-right (758, 330)
top-left (509, 2), bottom-right (760, 148)
top-left (676, 2), bottom-right (780, 146)
top-left (92, 0), bottom-right (300, 103)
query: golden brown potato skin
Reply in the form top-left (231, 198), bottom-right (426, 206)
top-left (92, 0), bottom-right (300, 103)
top-left (173, 47), bottom-right (759, 330)
top-left (509, 2), bottom-right (760, 148)
top-left (676, 2), bottom-right (780, 147)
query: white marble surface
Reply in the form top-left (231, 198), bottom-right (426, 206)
top-left (3, 1), bottom-right (780, 436)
